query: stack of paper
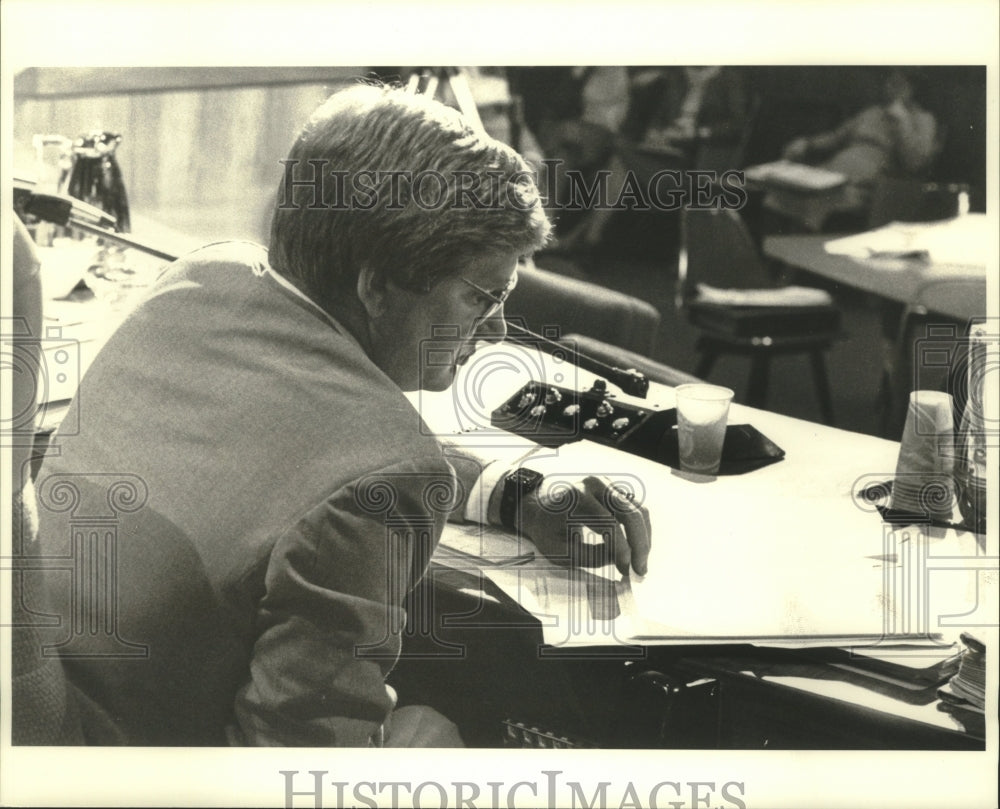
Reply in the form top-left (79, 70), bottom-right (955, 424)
top-left (434, 522), bottom-right (535, 569)
top-left (940, 632), bottom-right (986, 711)
top-left (824, 214), bottom-right (989, 266)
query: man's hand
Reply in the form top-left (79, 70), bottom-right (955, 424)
top-left (518, 475), bottom-right (651, 577)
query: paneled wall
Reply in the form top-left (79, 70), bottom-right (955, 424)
top-left (14, 68), bottom-right (362, 245)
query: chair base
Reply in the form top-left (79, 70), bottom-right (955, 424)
top-left (695, 334), bottom-right (837, 425)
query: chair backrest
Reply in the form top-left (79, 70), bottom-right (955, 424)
top-left (505, 265), bottom-right (661, 357)
top-left (678, 208), bottom-right (779, 305)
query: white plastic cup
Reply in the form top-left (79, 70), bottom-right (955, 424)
top-left (674, 384), bottom-right (735, 475)
top-left (890, 389), bottom-right (954, 520)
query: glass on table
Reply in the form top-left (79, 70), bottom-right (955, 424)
top-left (674, 383), bottom-right (735, 476)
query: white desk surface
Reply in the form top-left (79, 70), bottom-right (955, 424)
top-left (415, 343), bottom-right (996, 649)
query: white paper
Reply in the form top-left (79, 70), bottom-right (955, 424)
top-left (825, 214), bottom-right (990, 266)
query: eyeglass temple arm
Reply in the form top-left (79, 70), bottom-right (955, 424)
top-left (504, 321), bottom-right (650, 399)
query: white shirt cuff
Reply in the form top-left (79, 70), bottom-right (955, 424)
top-left (463, 445), bottom-right (552, 524)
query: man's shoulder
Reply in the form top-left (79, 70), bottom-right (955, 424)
top-left (156, 240), bottom-right (270, 285)
top-left (178, 239), bottom-right (270, 267)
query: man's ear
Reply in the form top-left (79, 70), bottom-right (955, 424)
top-left (356, 264), bottom-right (388, 318)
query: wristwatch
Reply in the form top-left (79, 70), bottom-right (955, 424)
top-left (499, 468), bottom-right (544, 532)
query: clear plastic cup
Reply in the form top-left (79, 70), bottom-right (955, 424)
top-left (674, 384), bottom-right (735, 476)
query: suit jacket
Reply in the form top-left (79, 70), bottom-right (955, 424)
top-left (26, 242), bottom-right (459, 746)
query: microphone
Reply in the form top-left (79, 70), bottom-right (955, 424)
top-left (14, 186), bottom-right (178, 262)
top-left (15, 187), bottom-right (117, 230)
top-left (504, 320), bottom-right (650, 398)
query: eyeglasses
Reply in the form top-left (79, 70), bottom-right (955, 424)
top-left (459, 274), bottom-right (518, 321)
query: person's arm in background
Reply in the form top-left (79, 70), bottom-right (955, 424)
top-left (11, 215), bottom-right (42, 508)
top-left (783, 113), bottom-right (857, 162)
top-left (695, 67), bottom-right (752, 145)
top-left (887, 101), bottom-right (939, 175)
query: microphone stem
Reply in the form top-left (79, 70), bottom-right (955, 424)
top-left (67, 220), bottom-right (178, 262)
top-left (504, 321), bottom-right (650, 398)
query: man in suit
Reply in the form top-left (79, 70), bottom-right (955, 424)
top-left (20, 84), bottom-right (651, 747)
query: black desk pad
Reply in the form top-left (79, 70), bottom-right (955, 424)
top-left (492, 382), bottom-right (785, 475)
top-left (653, 413), bottom-right (786, 476)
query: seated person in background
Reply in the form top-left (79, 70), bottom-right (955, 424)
top-left (624, 66), bottom-right (751, 170)
top-left (507, 66), bottom-right (631, 235)
top-left (768, 67), bottom-right (940, 231)
top-left (10, 216), bottom-right (86, 744)
top-left (557, 65), bottom-right (751, 255)
top-left (20, 84), bottom-right (651, 747)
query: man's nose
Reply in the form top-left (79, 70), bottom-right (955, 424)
top-left (474, 306), bottom-right (508, 343)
